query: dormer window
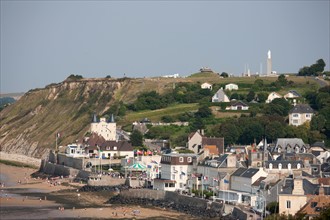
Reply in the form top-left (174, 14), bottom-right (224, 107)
top-left (279, 163), bottom-right (282, 170)
top-left (113, 146), bottom-right (117, 150)
top-left (187, 157), bottom-right (192, 163)
top-left (293, 114), bottom-right (299, 118)
top-left (179, 157), bottom-right (184, 163)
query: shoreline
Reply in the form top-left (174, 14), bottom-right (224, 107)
top-left (0, 163), bottom-right (197, 219)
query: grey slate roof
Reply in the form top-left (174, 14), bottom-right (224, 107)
top-left (280, 178), bottom-right (330, 195)
top-left (289, 104), bottom-right (314, 114)
top-left (231, 167), bottom-right (259, 178)
top-left (288, 90), bottom-right (301, 97)
top-left (231, 100), bottom-right (249, 107)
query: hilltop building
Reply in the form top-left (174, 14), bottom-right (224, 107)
top-left (91, 114), bottom-right (116, 141)
top-left (225, 83), bottom-right (238, 91)
top-left (288, 104), bottom-right (314, 126)
top-left (212, 88), bottom-right (230, 103)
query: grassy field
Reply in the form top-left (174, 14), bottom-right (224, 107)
top-left (119, 103), bottom-right (199, 125)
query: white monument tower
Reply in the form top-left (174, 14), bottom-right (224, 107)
top-left (267, 50), bottom-right (272, 75)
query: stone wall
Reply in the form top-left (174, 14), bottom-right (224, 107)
top-left (0, 151), bottom-right (41, 167)
top-left (57, 153), bottom-right (85, 170)
top-left (121, 189), bottom-right (166, 200)
top-left (41, 161), bottom-right (90, 180)
top-left (87, 175), bottom-right (126, 186)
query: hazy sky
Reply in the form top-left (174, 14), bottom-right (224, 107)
top-left (1, 1), bottom-right (329, 93)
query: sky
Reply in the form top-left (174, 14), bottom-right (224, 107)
top-left (1, 1), bottom-right (329, 93)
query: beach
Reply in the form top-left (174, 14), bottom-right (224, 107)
top-left (0, 164), bottom-right (196, 219)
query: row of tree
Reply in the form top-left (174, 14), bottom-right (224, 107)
top-left (298, 59), bottom-right (326, 76)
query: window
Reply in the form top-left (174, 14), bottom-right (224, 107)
top-left (297, 163), bottom-right (301, 169)
top-left (165, 183), bottom-right (169, 187)
top-left (306, 114), bottom-right (311, 118)
top-left (169, 183), bottom-right (175, 187)
top-left (187, 157), bottom-right (192, 163)
top-left (293, 120), bottom-right (299, 124)
top-left (113, 146), bottom-right (117, 150)
top-left (278, 163), bottom-right (282, 170)
top-left (287, 200), bottom-right (291, 209)
top-left (288, 163), bottom-right (291, 170)
top-left (179, 157), bottom-right (184, 163)
top-left (172, 174), bottom-right (175, 180)
top-left (180, 183), bottom-right (183, 188)
top-left (293, 114), bottom-right (299, 118)
top-left (269, 163), bottom-right (273, 170)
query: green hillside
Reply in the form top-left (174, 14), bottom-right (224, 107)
top-left (0, 75), bottom-right (324, 157)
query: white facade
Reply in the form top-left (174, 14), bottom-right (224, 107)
top-left (65, 144), bottom-right (88, 157)
top-left (225, 83), bottom-right (238, 91)
top-left (188, 131), bottom-right (203, 154)
top-left (161, 163), bottom-right (192, 191)
top-left (201, 82), bottom-right (212, 90)
top-left (266, 92), bottom-right (282, 103)
top-left (289, 112), bottom-right (313, 126)
top-left (211, 88), bottom-right (230, 103)
top-left (91, 117), bottom-right (116, 141)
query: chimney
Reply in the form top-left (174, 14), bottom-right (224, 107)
top-left (201, 129), bottom-right (205, 136)
top-left (292, 178), bottom-right (304, 195)
top-left (319, 184), bottom-right (325, 196)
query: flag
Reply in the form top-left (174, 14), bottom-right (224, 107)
top-left (213, 178), bottom-right (219, 182)
top-left (203, 176), bottom-right (208, 180)
top-left (127, 159), bottom-right (130, 163)
top-left (56, 132), bottom-right (60, 138)
top-left (224, 179), bottom-right (229, 184)
top-left (181, 171), bottom-right (186, 176)
top-left (147, 165), bottom-right (152, 169)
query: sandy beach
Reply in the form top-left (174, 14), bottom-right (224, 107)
top-left (0, 164), bottom-right (196, 219)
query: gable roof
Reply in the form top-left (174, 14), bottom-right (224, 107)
top-left (288, 90), bottom-right (301, 97)
top-left (275, 138), bottom-right (306, 149)
top-left (289, 104), bottom-right (314, 114)
top-left (231, 100), bottom-right (248, 107)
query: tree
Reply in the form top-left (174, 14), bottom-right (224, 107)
top-left (130, 130), bottom-right (143, 147)
top-left (218, 122), bottom-right (241, 146)
top-left (246, 90), bottom-right (256, 102)
top-left (195, 105), bottom-right (212, 118)
top-left (161, 115), bottom-right (175, 123)
top-left (298, 59), bottom-right (326, 76)
top-left (276, 74), bottom-right (288, 87)
top-left (257, 92), bottom-right (268, 103)
top-left (220, 72), bottom-right (229, 78)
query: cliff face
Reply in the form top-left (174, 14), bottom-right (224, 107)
top-left (0, 77), bottom-right (176, 158)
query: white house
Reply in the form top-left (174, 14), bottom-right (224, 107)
top-left (284, 90), bottom-right (301, 99)
top-left (225, 101), bottom-right (249, 111)
top-left (91, 114), bottom-right (116, 141)
top-left (288, 104), bottom-right (314, 126)
top-left (87, 140), bottom-right (134, 159)
top-left (225, 83), bottom-right (238, 91)
top-left (212, 88), bottom-right (230, 103)
top-left (153, 153), bottom-right (196, 191)
top-left (65, 144), bottom-right (88, 157)
top-left (266, 92), bottom-right (282, 103)
top-left (201, 82), bottom-right (212, 90)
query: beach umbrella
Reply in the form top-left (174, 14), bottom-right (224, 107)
top-left (129, 163), bottom-right (146, 170)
